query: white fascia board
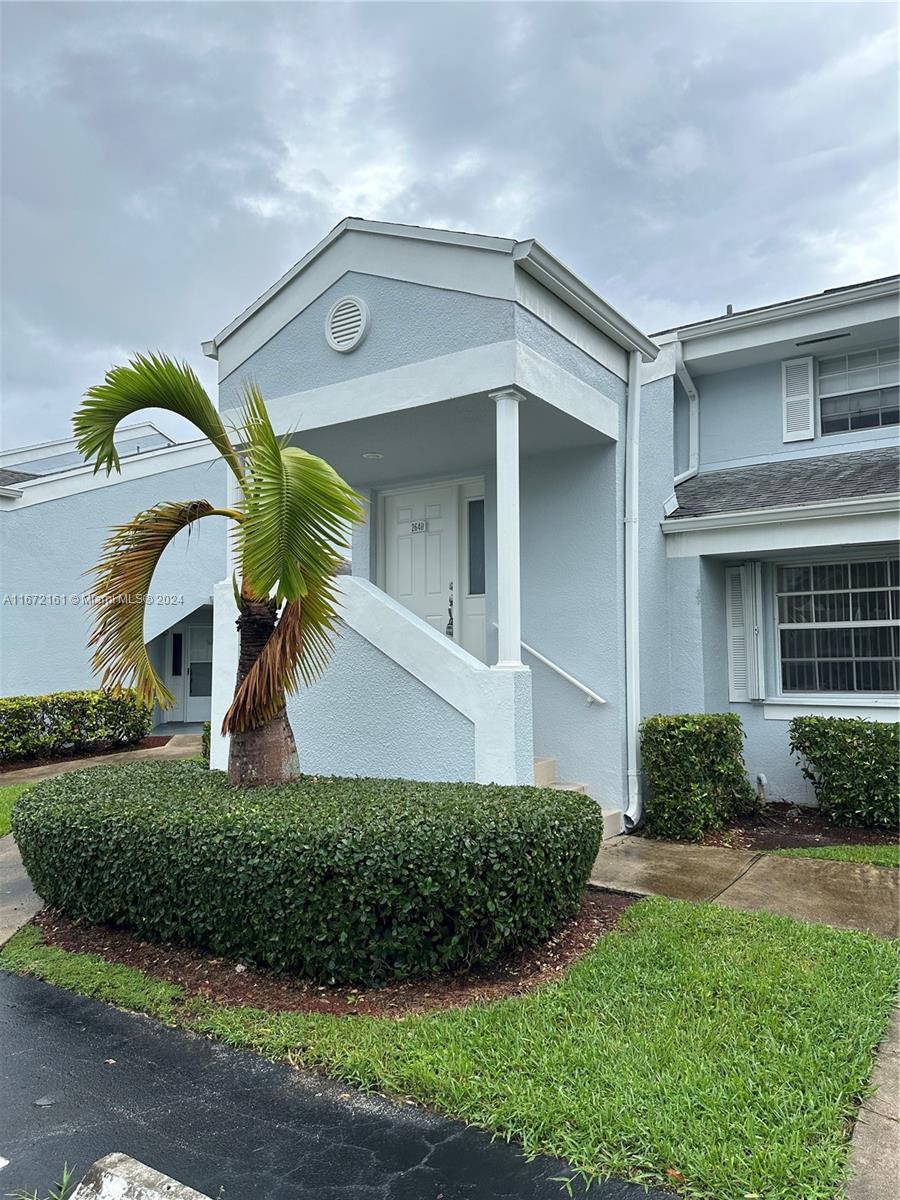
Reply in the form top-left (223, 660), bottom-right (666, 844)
top-left (640, 342), bottom-right (676, 384)
top-left (208, 221), bottom-right (517, 373)
top-left (232, 340), bottom-right (619, 442)
top-left (655, 280), bottom-right (899, 362)
top-left (513, 240), bottom-right (659, 362)
top-left (662, 496), bottom-right (899, 558)
top-left (0, 440), bottom-right (221, 509)
top-left (0, 421), bottom-right (171, 467)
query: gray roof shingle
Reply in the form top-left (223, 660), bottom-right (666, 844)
top-left (0, 468), bottom-right (37, 487)
top-left (669, 447), bottom-right (899, 519)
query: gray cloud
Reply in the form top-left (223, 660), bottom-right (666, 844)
top-left (1, 1), bottom-right (896, 447)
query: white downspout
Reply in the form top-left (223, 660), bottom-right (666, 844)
top-left (673, 338), bottom-right (699, 485)
top-left (624, 349), bottom-right (642, 828)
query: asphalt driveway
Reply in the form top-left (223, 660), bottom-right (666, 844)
top-left (0, 971), bottom-right (667, 1199)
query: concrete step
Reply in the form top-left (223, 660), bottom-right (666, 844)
top-left (533, 756), bottom-right (557, 787)
top-left (548, 781), bottom-right (587, 794)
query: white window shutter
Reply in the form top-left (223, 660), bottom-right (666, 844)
top-left (782, 357), bottom-right (815, 442)
top-left (726, 563), bottom-right (765, 702)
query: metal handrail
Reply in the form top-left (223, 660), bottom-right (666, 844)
top-left (492, 624), bottom-right (607, 705)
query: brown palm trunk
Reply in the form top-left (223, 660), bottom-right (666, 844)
top-left (227, 598), bottom-right (300, 787)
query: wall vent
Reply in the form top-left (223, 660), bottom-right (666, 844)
top-left (326, 296), bottom-right (369, 352)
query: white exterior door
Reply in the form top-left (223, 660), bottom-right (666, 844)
top-left (185, 625), bottom-right (214, 722)
top-left (163, 627), bottom-right (186, 722)
top-left (383, 484), bottom-right (459, 638)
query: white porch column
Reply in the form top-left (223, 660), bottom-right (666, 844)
top-left (490, 387), bottom-right (523, 667)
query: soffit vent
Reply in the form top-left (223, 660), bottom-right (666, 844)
top-left (326, 296), bottom-right (369, 352)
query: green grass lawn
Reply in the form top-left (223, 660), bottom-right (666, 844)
top-left (2, 898), bottom-right (897, 1200)
top-left (0, 783), bottom-right (31, 838)
top-left (772, 844), bottom-right (899, 868)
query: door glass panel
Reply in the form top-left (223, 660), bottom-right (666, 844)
top-left (189, 662), bottom-right (212, 697)
top-left (467, 499), bottom-right (485, 596)
top-left (171, 633), bottom-right (183, 677)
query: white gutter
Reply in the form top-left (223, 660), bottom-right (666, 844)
top-left (661, 492), bottom-right (899, 533)
top-left (672, 338), bottom-right (699, 485)
top-left (624, 349), bottom-right (642, 828)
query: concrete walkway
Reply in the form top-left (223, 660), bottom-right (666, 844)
top-left (591, 836), bottom-right (899, 939)
top-left (846, 1007), bottom-right (900, 1200)
top-left (0, 733), bottom-right (202, 786)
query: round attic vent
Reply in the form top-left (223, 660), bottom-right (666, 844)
top-left (326, 296), bottom-right (369, 352)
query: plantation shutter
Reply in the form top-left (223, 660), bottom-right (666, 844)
top-left (782, 357), bottom-right (815, 442)
top-left (725, 563), bottom-right (765, 702)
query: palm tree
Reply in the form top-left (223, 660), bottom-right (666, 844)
top-left (74, 352), bottom-right (364, 787)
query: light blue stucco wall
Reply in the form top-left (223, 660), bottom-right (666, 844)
top-left (0, 461), bottom-right (227, 697)
top-left (697, 358), bottom-right (898, 472)
top-left (519, 440), bottom-right (625, 807)
top-left (286, 625), bottom-right (476, 781)
top-left (218, 272), bottom-right (515, 411)
top-left (514, 308), bottom-right (626, 402)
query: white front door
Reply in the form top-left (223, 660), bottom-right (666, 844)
top-left (185, 625), bottom-right (213, 722)
top-left (383, 484), bottom-right (459, 638)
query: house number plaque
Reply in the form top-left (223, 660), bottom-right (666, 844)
top-left (408, 521), bottom-right (428, 534)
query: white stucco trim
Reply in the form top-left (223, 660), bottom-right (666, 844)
top-left (763, 697), bottom-right (898, 721)
top-left (206, 218), bottom-right (658, 378)
top-left (654, 277), bottom-right (899, 350)
top-left (337, 576), bottom-right (532, 783)
top-left (0, 440), bottom-right (221, 509)
top-left (662, 496), bottom-right (899, 558)
top-left (240, 340), bottom-right (620, 441)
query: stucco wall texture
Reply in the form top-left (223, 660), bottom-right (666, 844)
top-left (0, 461), bottom-right (227, 697)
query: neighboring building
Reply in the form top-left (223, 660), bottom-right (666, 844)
top-left (1, 219), bottom-right (896, 830)
top-left (0, 423), bottom-right (226, 724)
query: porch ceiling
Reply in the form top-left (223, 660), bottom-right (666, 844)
top-left (290, 392), bottom-right (612, 487)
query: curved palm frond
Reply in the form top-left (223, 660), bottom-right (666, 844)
top-left (75, 352), bottom-right (244, 482)
top-left (89, 499), bottom-right (238, 708)
top-left (236, 383), bottom-right (364, 603)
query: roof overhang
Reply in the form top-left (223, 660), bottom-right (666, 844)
top-left (653, 276), bottom-right (900, 375)
top-left (661, 494), bottom-right (900, 559)
top-left (203, 217), bottom-right (658, 368)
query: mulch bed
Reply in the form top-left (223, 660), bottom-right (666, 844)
top-left (33, 889), bottom-right (636, 1018)
top-left (697, 802), bottom-right (896, 852)
top-left (0, 736), bottom-right (171, 774)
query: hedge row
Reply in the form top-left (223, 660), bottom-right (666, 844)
top-left (12, 760), bottom-right (603, 986)
top-left (640, 713), bottom-right (756, 841)
top-left (0, 689), bottom-right (152, 763)
top-left (790, 716), bottom-right (898, 829)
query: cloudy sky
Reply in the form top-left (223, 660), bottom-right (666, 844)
top-left (1, 0), bottom-right (896, 448)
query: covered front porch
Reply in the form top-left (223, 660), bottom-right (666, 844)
top-left (210, 373), bottom-right (624, 805)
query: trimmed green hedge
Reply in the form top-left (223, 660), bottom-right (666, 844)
top-left (201, 721), bottom-right (211, 765)
top-left (12, 761), bottom-right (603, 986)
top-left (0, 689), bottom-right (152, 763)
top-left (790, 716), bottom-right (898, 829)
top-left (641, 713), bottom-right (756, 841)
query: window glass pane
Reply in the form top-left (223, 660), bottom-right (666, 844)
top-left (848, 367), bottom-right (879, 390)
top-left (814, 593), bottom-right (850, 622)
top-left (821, 414), bottom-right (849, 435)
top-left (848, 351), bottom-right (878, 370)
top-left (855, 660), bottom-right (896, 692)
top-left (782, 661), bottom-right (817, 691)
top-left (467, 499), bottom-right (485, 596)
top-left (853, 590), bottom-right (891, 621)
top-left (777, 565), bottom-right (810, 593)
top-left (849, 410), bottom-right (880, 430)
top-left (816, 628), bottom-right (852, 658)
top-left (878, 345), bottom-right (899, 364)
top-left (818, 375), bottom-right (847, 397)
top-left (778, 594), bottom-right (813, 624)
top-left (817, 661), bottom-right (855, 691)
top-left (853, 627), bottom-right (894, 658)
top-left (189, 662), bottom-right (212, 697)
top-left (171, 633), bottom-right (182, 677)
top-left (781, 629), bottom-right (816, 658)
top-left (813, 563), bottom-right (848, 590)
top-left (851, 561), bottom-right (888, 588)
top-left (818, 355), bottom-right (846, 375)
top-left (878, 363), bottom-right (899, 386)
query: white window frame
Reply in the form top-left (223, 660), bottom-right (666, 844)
top-left (816, 343), bottom-right (900, 437)
top-left (772, 555), bottom-right (899, 699)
